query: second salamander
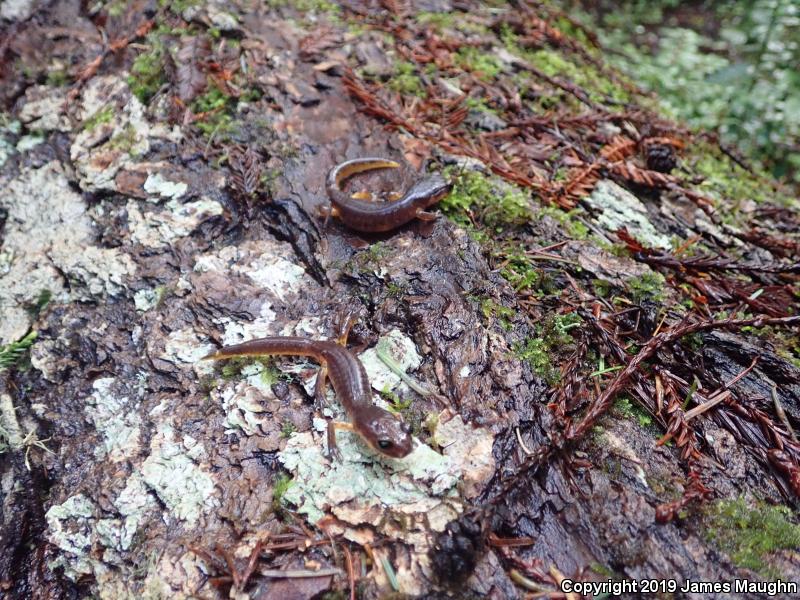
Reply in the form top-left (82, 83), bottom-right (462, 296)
top-left (204, 336), bottom-right (413, 459)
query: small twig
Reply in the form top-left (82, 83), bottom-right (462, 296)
top-left (515, 427), bottom-right (533, 456)
top-left (772, 384), bottom-right (798, 443)
top-left (343, 545), bottom-right (356, 600)
top-left (258, 568), bottom-right (343, 578)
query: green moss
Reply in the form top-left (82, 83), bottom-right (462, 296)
top-left (479, 298), bottom-right (515, 331)
top-left (82, 106), bottom-right (114, 131)
top-left (705, 497), bottom-right (800, 579)
top-left (626, 271), bottom-right (666, 304)
top-left (691, 142), bottom-right (794, 209)
top-left (259, 364), bottom-right (282, 387)
top-left (128, 38), bottom-right (167, 105)
top-left (191, 86), bottom-right (238, 139)
top-left (416, 11), bottom-right (457, 32)
top-left (441, 169), bottom-right (531, 231)
top-left (613, 397), bottom-right (653, 428)
top-left (465, 96), bottom-right (498, 115)
top-left (158, 0), bottom-right (201, 14)
top-left (536, 206), bottom-right (590, 240)
top-left (499, 251), bottom-right (539, 293)
top-left (385, 281), bottom-right (406, 298)
top-left (25, 289), bottom-right (52, 317)
top-left (502, 26), bottom-right (630, 105)
top-left (515, 313), bottom-right (582, 385)
top-left (454, 46), bottom-right (503, 81)
top-left (280, 420), bottom-right (296, 438)
top-left (46, 70), bottom-right (70, 87)
top-left (267, 0), bottom-right (340, 13)
top-left (387, 61), bottom-right (425, 97)
top-left (107, 124), bottom-right (139, 154)
top-left (220, 358), bottom-right (251, 380)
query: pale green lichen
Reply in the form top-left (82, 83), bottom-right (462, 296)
top-left (127, 198), bottom-right (224, 248)
top-left (584, 180), bottom-right (671, 249)
top-left (279, 424), bottom-right (457, 524)
top-left (85, 377), bottom-right (142, 462)
top-left (143, 172), bottom-right (188, 200)
top-left (359, 329), bottom-right (422, 392)
top-left (140, 423), bottom-right (216, 525)
top-left (45, 494), bottom-right (99, 579)
top-left (133, 288), bottom-right (160, 312)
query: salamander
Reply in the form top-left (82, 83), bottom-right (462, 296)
top-left (325, 157), bottom-right (452, 232)
top-left (203, 336), bottom-right (414, 459)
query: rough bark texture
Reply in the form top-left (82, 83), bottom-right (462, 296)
top-left (1, 1), bottom-right (799, 599)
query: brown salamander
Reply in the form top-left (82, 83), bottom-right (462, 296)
top-left (203, 336), bottom-right (413, 459)
top-left (325, 158), bottom-right (452, 232)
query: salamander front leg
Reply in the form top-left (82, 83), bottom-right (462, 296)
top-left (415, 209), bottom-right (438, 222)
top-left (326, 420), bottom-right (355, 462)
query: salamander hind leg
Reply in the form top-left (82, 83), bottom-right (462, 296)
top-left (334, 310), bottom-right (358, 346)
top-left (314, 364), bottom-right (329, 409)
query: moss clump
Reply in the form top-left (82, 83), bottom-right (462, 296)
top-left (191, 86), bottom-right (238, 139)
top-left (690, 142), bottom-right (794, 210)
top-left (128, 38), bottom-right (167, 104)
top-left (387, 61), bottom-right (425, 97)
top-left (46, 70), bottom-right (70, 87)
top-left (82, 106), bottom-right (114, 131)
top-left (502, 28), bottom-right (630, 105)
top-left (515, 313), bottom-right (582, 385)
top-left (625, 271), bottom-right (666, 304)
top-left (107, 124), bottom-right (139, 154)
top-left (280, 420), bottom-right (296, 438)
top-left (613, 397), bottom-right (653, 428)
top-left (479, 298), bottom-right (515, 331)
top-left (441, 169), bottom-right (531, 231)
top-left (705, 497), bottom-right (800, 579)
top-left (454, 46), bottom-right (503, 81)
top-left (536, 206), bottom-right (590, 240)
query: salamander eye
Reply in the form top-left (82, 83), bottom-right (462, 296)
top-left (378, 440), bottom-right (393, 450)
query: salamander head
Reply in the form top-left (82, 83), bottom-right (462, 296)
top-left (355, 405), bottom-right (414, 458)
top-left (405, 174), bottom-right (452, 210)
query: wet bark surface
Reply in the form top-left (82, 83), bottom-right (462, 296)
top-left (1, 1), bottom-right (799, 599)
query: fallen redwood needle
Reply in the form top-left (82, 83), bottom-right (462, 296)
top-left (257, 568), bottom-right (342, 578)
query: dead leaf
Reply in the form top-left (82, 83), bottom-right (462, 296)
top-left (177, 36), bottom-right (211, 103)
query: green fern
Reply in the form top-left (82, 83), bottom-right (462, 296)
top-left (0, 331), bottom-right (37, 371)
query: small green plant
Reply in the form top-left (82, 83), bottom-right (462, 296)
top-left (705, 497), bottom-right (800, 579)
top-left (613, 397), bottom-right (653, 428)
top-left (0, 331), bottom-right (37, 372)
top-left (280, 420), bottom-right (297, 438)
top-left (626, 271), bottom-right (666, 304)
top-left (455, 46), bottom-right (503, 80)
top-left (387, 61), bottom-right (425, 97)
top-left (128, 36), bottom-right (167, 104)
top-left (480, 298), bottom-right (515, 331)
top-left (272, 472), bottom-right (293, 515)
top-left (515, 313), bottom-right (582, 385)
top-left (82, 106), bottom-right (114, 131)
